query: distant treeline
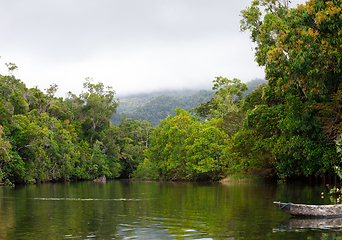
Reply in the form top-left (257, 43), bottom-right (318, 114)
top-left (111, 90), bottom-right (214, 125)
top-left (110, 78), bottom-right (266, 125)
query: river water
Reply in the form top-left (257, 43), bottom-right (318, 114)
top-left (0, 179), bottom-right (340, 239)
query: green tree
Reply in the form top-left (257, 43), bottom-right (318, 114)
top-left (0, 75), bottom-right (29, 126)
top-left (0, 124), bottom-right (13, 184)
top-left (240, 0), bottom-right (290, 66)
top-left (239, 0), bottom-right (342, 178)
top-left (79, 78), bottom-right (119, 146)
top-left (192, 77), bottom-right (247, 119)
top-left (11, 113), bottom-right (51, 183)
top-left (143, 108), bottom-right (229, 180)
top-left (116, 116), bottom-right (152, 177)
top-left (0, 64), bottom-right (126, 183)
top-left (185, 118), bottom-right (229, 180)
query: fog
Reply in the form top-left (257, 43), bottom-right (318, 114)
top-left (0, 0), bottom-right (307, 97)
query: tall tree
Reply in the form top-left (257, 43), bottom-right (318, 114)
top-left (239, 0), bottom-right (342, 178)
top-left (79, 78), bottom-right (119, 146)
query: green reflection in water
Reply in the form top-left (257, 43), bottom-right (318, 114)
top-left (0, 180), bottom-right (341, 239)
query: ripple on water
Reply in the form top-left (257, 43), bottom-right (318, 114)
top-left (115, 217), bottom-right (212, 240)
top-left (31, 198), bottom-right (142, 201)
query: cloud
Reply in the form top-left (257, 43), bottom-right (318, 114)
top-left (0, 0), bottom-right (306, 97)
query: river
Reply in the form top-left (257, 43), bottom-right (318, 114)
top-left (0, 179), bottom-right (340, 239)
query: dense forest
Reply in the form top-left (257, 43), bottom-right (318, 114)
top-left (0, 73), bottom-right (152, 184)
top-left (111, 79), bottom-right (266, 126)
top-left (110, 89), bottom-right (216, 125)
top-left (1, 0), bottom-right (342, 185)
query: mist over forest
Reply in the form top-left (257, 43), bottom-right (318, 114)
top-left (111, 78), bottom-right (266, 125)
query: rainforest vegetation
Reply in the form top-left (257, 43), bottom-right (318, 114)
top-left (110, 89), bottom-right (215, 125)
top-left (111, 79), bottom-right (266, 126)
top-left (1, 0), bottom-right (342, 184)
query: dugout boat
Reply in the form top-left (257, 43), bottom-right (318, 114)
top-left (274, 201), bottom-right (342, 218)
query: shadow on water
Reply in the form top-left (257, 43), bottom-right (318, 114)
top-left (275, 217), bottom-right (342, 232)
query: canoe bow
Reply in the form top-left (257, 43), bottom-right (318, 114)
top-left (274, 201), bottom-right (342, 218)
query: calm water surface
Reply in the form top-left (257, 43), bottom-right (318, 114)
top-left (0, 180), bottom-right (340, 239)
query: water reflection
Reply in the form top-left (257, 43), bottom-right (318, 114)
top-left (116, 221), bottom-right (211, 240)
top-left (31, 197), bottom-right (142, 201)
top-left (275, 217), bottom-right (342, 232)
top-left (1, 180), bottom-right (342, 239)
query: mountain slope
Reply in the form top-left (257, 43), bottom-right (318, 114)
top-left (111, 89), bottom-right (215, 125)
top-left (111, 79), bottom-right (266, 125)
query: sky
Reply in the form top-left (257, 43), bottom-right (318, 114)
top-left (0, 0), bottom-right (307, 98)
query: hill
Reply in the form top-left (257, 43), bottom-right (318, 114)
top-left (110, 78), bottom-right (266, 125)
top-left (111, 89), bottom-right (215, 125)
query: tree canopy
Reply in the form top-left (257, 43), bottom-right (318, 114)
top-left (238, 0), bottom-right (342, 178)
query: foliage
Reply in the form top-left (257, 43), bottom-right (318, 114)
top-left (192, 77), bottom-right (247, 119)
top-left (131, 158), bottom-right (160, 180)
top-left (111, 90), bottom-right (215, 125)
top-left (0, 70), bottom-right (127, 184)
top-left (242, 78), bottom-right (267, 96)
top-left (115, 116), bottom-right (152, 177)
top-left (237, 0), bottom-right (342, 179)
top-left (112, 80), bottom-right (263, 127)
top-left (79, 78), bottom-right (119, 146)
top-left (0, 124), bottom-right (14, 185)
top-left (143, 108), bottom-right (229, 181)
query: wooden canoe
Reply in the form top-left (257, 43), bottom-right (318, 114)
top-left (274, 201), bottom-right (342, 218)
